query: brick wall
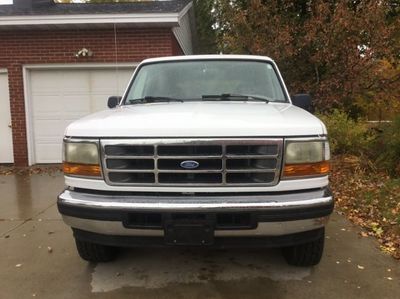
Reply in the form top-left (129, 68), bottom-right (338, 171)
top-left (0, 27), bottom-right (182, 166)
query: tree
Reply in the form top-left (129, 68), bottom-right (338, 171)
top-left (215, 0), bottom-right (400, 116)
top-left (193, 0), bottom-right (218, 54)
top-left (55, 0), bottom-right (147, 3)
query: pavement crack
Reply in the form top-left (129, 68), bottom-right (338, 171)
top-left (0, 218), bottom-right (32, 238)
top-left (34, 202), bottom-right (57, 219)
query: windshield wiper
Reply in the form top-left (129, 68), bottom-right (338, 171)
top-left (202, 93), bottom-right (270, 103)
top-left (127, 96), bottom-right (184, 104)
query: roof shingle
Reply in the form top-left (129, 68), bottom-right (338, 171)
top-left (0, 0), bottom-right (192, 16)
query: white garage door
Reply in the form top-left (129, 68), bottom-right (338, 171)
top-left (0, 71), bottom-right (14, 163)
top-left (29, 68), bottom-right (133, 164)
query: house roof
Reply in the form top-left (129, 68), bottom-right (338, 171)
top-left (0, 1), bottom-right (193, 30)
top-left (0, 1), bottom-right (195, 55)
top-left (0, 1), bottom-right (192, 16)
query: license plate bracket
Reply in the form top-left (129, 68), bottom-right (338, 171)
top-left (164, 213), bottom-right (215, 246)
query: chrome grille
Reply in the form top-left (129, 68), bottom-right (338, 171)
top-left (101, 138), bottom-right (283, 186)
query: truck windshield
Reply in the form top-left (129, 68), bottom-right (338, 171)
top-left (124, 60), bottom-right (288, 104)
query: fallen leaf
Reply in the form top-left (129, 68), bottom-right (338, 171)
top-left (47, 246), bottom-right (53, 253)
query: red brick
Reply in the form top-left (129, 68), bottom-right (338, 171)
top-left (0, 27), bottom-right (183, 166)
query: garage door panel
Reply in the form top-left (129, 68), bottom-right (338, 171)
top-left (30, 71), bottom-right (60, 91)
top-left (35, 143), bottom-right (63, 163)
top-left (34, 119), bottom-right (67, 137)
top-left (61, 72), bottom-right (90, 92)
top-left (31, 70), bottom-right (90, 92)
top-left (90, 70), bottom-right (130, 92)
top-left (32, 94), bottom-right (62, 114)
top-left (91, 94), bottom-right (115, 111)
top-left (30, 68), bottom-right (132, 164)
top-left (0, 72), bottom-right (14, 163)
top-left (63, 95), bottom-right (91, 114)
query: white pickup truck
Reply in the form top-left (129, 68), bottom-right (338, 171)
top-left (58, 55), bottom-right (333, 266)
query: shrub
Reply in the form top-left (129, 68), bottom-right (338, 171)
top-left (317, 110), bottom-right (373, 155)
top-left (374, 116), bottom-right (400, 176)
top-left (319, 110), bottom-right (400, 177)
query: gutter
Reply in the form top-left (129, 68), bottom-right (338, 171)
top-left (0, 13), bottom-right (180, 27)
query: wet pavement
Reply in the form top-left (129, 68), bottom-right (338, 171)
top-left (0, 172), bottom-right (399, 299)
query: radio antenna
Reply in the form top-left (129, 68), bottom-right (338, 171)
top-left (113, 23), bottom-right (120, 96)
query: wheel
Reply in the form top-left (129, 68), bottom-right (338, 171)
top-left (282, 229), bottom-right (325, 267)
top-left (75, 238), bottom-right (117, 262)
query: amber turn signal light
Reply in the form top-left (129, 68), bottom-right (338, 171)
top-left (283, 161), bottom-right (330, 177)
top-left (63, 162), bottom-right (101, 177)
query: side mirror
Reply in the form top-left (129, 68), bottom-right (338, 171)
top-left (108, 96), bottom-right (122, 109)
top-left (291, 94), bottom-right (312, 112)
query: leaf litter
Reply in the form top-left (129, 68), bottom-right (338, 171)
top-left (331, 155), bottom-right (400, 259)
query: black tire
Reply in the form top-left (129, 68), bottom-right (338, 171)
top-left (75, 238), bottom-right (117, 262)
top-left (282, 229), bottom-right (325, 267)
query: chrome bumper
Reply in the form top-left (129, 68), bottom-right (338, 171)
top-left (63, 215), bottom-right (329, 237)
top-left (58, 188), bottom-right (333, 237)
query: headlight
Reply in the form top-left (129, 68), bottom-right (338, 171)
top-left (283, 140), bottom-right (330, 178)
top-left (63, 141), bottom-right (101, 177)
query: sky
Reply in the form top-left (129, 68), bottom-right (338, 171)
top-left (0, 0), bottom-right (12, 5)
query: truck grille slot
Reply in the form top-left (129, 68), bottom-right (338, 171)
top-left (158, 159), bottom-right (222, 170)
top-left (124, 213), bottom-right (162, 229)
top-left (101, 138), bottom-right (283, 186)
top-left (123, 212), bottom-right (253, 230)
top-left (226, 145), bottom-right (278, 155)
top-left (107, 159), bottom-right (154, 170)
top-left (226, 158), bottom-right (277, 170)
top-left (216, 213), bottom-right (253, 229)
top-left (226, 172), bottom-right (276, 184)
top-left (159, 173), bottom-right (223, 184)
top-left (158, 145), bottom-right (222, 156)
top-left (108, 172), bottom-right (155, 184)
top-left (105, 145), bottom-right (154, 156)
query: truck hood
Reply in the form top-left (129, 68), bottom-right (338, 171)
top-left (65, 102), bottom-right (326, 137)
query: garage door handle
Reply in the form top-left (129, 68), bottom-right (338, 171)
top-left (8, 123), bottom-right (12, 128)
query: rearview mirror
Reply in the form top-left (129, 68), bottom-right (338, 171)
top-left (291, 94), bottom-right (312, 112)
top-left (108, 96), bottom-right (122, 109)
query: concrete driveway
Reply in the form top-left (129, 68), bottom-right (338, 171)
top-left (0, 172), bottom-right (398, 299)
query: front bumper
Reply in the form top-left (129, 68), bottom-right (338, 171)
top-left (58, 187), bottom-right (333, 243)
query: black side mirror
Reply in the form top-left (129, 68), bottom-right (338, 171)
top-left (108, 96), bottom-right (122, 109)
top-left (291, 94), bottom-right (312, 112)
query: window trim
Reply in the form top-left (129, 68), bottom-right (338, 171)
top-left (121, 59), bottom-right (291, 105)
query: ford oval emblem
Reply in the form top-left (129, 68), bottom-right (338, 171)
top-left (180, 160), bottom-right (200, 169)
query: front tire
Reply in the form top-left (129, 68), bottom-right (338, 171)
top-left (75, 238), bottom-right (117, 262)
top-left (282, 229), bottom-right (325, 266)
